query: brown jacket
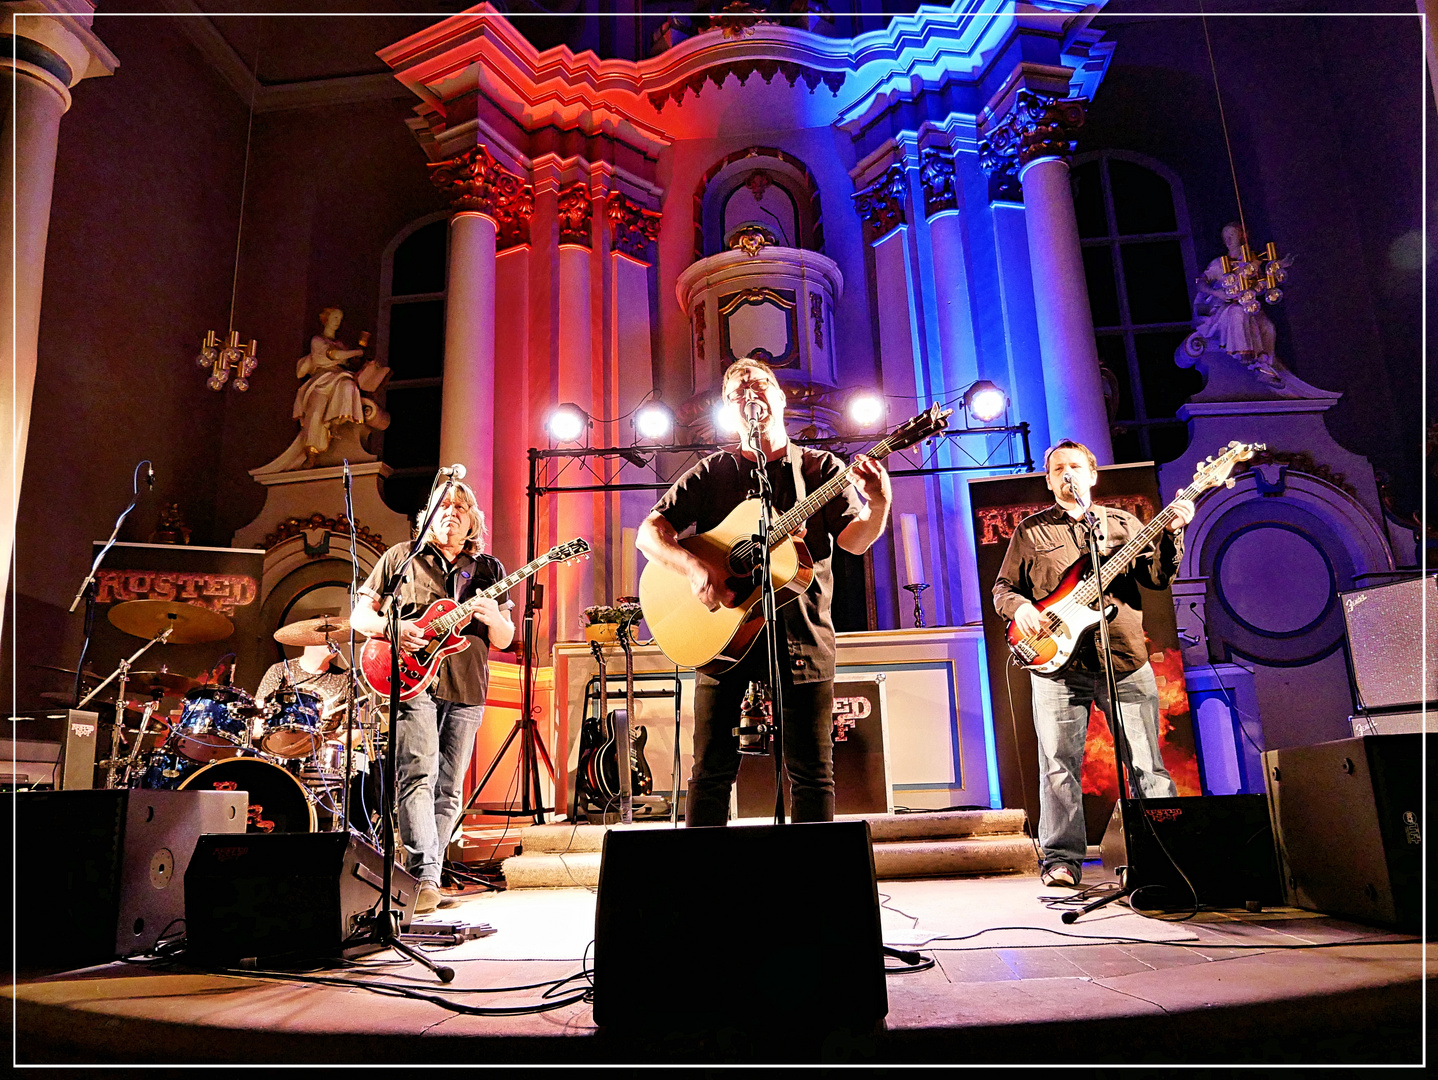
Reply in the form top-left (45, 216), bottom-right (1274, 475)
top-left (992, 503), bottom-right (1182, 676)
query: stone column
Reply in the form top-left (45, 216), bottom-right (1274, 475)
top-left (428, 146), bottom-right (533, 532)
top-left (1, 4), bottom-right (117, 592)
top-left (980, 92), bottom-right (1113, 463)
top-left (554, 178), bottom-right (595, 641)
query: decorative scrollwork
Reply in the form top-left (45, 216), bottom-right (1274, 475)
top-left (607, 193), bottom-right (662, 259)
top-left (977, 91), bottom-right (1086, 199)
top-left (558, 182), bottom-right (593, 247)
top-left (919, 148), bottom-right (958, 217)
top-left (428, 145), bottom-right (534, 248)
top-left (851, 164), bottom-right (908, 244)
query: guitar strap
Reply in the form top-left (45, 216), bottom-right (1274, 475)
top-left (787, 442), bottom-right (807, 508)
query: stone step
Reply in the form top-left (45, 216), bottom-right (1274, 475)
top-left (517, 809), bottom-right (1030, 855)
top-left (502, 831), bottom-right (1037, 889)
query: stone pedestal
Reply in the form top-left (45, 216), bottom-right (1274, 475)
top-left (231, 462), bottom-right (412, 552)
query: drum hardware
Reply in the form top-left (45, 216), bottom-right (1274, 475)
top-left (106, 599), bottom-right (235, 645)
top-left (258, 689), bottom-right (325, 759)
top-left (108, 698), bottom-right (164, 789)
top-left (273, 615), bottom-right (353, 648)
top-left (171, 685), bottom-right (256, 763)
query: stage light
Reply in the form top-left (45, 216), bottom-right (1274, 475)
top-left (847, 391), bottom-right (885, 430)
top-left (634, 402), bottom-right (674, 442)
top-left (547, 403), bottom-right (590, 444)
top-left (962, 380), bottom-right (1008, 424)
top-left (715, 401), bottom-right (742, 437)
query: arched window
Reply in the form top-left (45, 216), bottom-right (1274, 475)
top-left (1072, 151), bottom-right (1202, 465)
top-left (376, 213), bottom-right (448, 517)
top-left (693, 146), bottom-right (824, 260)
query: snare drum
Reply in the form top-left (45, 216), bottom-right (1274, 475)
top-left (173, 686), bottom-right (254, 763)
top-left (313, 739), bottom-right (367, 776)
top-left (177, 756), bottom-right (316, 833)
top-left (259, 689), bottom-right (324, 759)
top-left (132, 745), bottom-right (197, 790)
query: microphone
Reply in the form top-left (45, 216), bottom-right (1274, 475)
top-left (146, 463), bottom-right (155, 490)
top-left (438, 463), bottom-right (466, 481)
top-left (741, 399), bottom-right (764, 423)
top-left (1061, 469), bottom-right (1076, 494)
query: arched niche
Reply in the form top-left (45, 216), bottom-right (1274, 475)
top-left (692, 147), bottom-right (824, 261)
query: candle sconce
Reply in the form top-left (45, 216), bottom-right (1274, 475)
top-left (902, 582), bottom-right (930, 629)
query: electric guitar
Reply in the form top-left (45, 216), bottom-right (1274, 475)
top-left (577, 634), bottom-right (652, 811)
top-left (359, 538), bottom-right (590, 701)
top-left (1005, 441), bottom-right (1262, 676)
top-left (639, 404), bottom-right (952, 674)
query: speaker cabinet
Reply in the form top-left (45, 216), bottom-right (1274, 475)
top-left (592, 821), bottom-right (886, 1032)
top-left (1264, 734), bottom-right (1425, 930)
top-left (1099, 794), bottom-right (1283, 909)
top-left (14, 788), bottom-right (247, 970)
top-left (185, 832), bottom-right (420, 967)
top-left (1340, 576), bottom-right (1437, 710)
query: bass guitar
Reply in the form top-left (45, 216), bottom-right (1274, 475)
top-left (1005, 441), bottom-right (1262, 676)
top-left (359, 538), bottom-right (590, 701)
top-left (639, 404), bottom-right (952, 674)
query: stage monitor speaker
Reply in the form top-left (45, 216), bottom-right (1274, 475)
top-left (14, 788), bottom-right (247, 970)
top-left (1099, 794), bottom-right (1283, 910)
top-left (1340, 576), bottom-right (1437, 710)
top-left (1264, 734), bottom-right (1425, 931)
top-left (185, 832), bottom-right (420, 967)
top-left (592, 820), bottom-right (887, 1033)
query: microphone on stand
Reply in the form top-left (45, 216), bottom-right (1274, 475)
top-left (146, 463), bottom-right (155, 490)
top-left (438, 463), bottom-right (466, 481)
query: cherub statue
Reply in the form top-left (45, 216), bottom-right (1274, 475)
top-left (252, 307), bottom-right (391, 474)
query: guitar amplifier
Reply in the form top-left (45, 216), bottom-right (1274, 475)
top-left (1340, 576), bottom-right (1438, 710)
top-left (3, 710), bottom-right (100, 790)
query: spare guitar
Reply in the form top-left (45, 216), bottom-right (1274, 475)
top-left (1005, 440), bottom-right (1262, 676)
top-left (359, 538), bottom-right (590, 701)
top-left (576, 633), bottom-right (652, 816)
top-left (639, 403), bottom-right (952, 674)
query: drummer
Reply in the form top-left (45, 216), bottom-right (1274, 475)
top-left (254, 631), bottom-right (351, 721)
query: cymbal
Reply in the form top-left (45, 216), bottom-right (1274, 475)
top-left (32, 664), bottom-right (100, 682)
top-left (274, 615), bottom-right (352, 647)
top-left (125, 669), bottom-right (198, 696)
top-left (108, 600), bottom-right (234, 644)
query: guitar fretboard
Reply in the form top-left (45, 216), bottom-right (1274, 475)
top-left (769, 428), bottom-right (907, 544)
top-left (427, 556), bottom-right (552, 638)
top-left (1069, 477), bottom-right (1208, 607)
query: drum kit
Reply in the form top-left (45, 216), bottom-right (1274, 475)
top-left (65, 601), bottom-right (386, 836)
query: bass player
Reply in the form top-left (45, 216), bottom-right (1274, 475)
top-left (351, 477), bottom-right (514, 914)
top-left (992, 439), bottom-right (1192, 889)
top-left (635, 356), bottom-right (891, 826)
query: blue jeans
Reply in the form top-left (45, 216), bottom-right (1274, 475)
top-left (394, 693), bottom-right (484, 884)
top-left (1028, 662), bottom-right (1176, 872)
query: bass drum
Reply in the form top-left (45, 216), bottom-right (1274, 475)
top-left (177, 757), bottom-right (316, 834)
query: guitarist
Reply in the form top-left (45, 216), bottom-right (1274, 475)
top-left (636, 356), bottom-right (891, 826)
top-left (351, 478), bottom-right (515, 914)
top-left (992, 439), bottom-right (1192, 889)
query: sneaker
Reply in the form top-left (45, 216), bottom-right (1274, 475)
top-left (1041, 863), bottom-right (1080, 888)
top-left (414, 880), bottom-right (442, 915)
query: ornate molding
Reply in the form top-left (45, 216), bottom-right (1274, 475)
top-left (557, 182), bottom-right (593, 247)
top-left (1235, 449), bottom-right (1361, 501)
top-left (692, 302), bottom-right (706, 364)
top-left (649, 57), bottom-right (844, 112)
top-left (262, 513), bottom-right (387, 555)
top-left (726, 223), bottom-right (777, 257)
top-left (428, 145), bottom-right (534, 248)
top-left (919, 148), bottom-right (957, 217)
top-left (978, 91), bottom-right (1086, 191)
top-left (851, 164), bottom-right (907, 244)
top-left (607, 192), bottom-right (661, 259)
top-left (810, 292), bottom-right (824, 349)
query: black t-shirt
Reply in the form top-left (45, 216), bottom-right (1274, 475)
top-left (651, 443), bottom-right (862, 684)
top-left (359, 542), bottom-right (510, 705)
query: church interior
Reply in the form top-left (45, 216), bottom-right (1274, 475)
top-left (5, 0), bottom-right (1431, 1065)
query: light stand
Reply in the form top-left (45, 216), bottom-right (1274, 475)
top-left (347, 477), bottom-right (457, 982)
top-left (745, 410), bottom-right (789, 826)
top-left (1061, 491), bottom-right (1138, 925)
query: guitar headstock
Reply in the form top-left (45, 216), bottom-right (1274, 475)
top-left (881, 403), bottom-right (954, 457)
top-left (1190, 441), bottom-right (1265, 494)
top-left (546, 537), bottom-right (592, 565)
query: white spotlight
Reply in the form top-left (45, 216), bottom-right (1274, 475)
top-left (634, 402), bottom-right (674, 442)
top-left (715, 401), bottom-right (742, 436)
top-left (547, 403), bottom-right (589, 444)
top-left (963, 380), bottom-right (1008, 424)
top-left (848, 392), bottom-right (885, 429)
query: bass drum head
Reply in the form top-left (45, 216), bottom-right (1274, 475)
top-left (178, 757), bottom-right (316, 834)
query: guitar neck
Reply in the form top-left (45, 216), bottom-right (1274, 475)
top-left (769, 431), bottom-right (902, 544)
top-left (428, 557), bottom-right (548, 638)
top-left (1076, 481), bottom-right (1203, 603)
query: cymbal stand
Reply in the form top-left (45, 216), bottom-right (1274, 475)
top-left (78, 628), bottom-right (172, 711)
top-left (111, 699), bottom-right (161, 789)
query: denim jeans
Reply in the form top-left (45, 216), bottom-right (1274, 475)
top-left (394, 692), bottom-right (484, 884)
top-left (1028, 662), bottom-right (1176, 872)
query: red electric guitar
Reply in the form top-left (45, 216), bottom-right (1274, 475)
top-left (360, 538), bottom-right (590, 701)
top-left (1005, 441), bottom-right (1262, 676)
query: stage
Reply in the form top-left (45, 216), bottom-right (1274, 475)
top-left (12, 863), bottom-right (1425, 1065)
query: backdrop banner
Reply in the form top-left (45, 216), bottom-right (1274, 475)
top-left (969, 464), bottom-right (1201, 845)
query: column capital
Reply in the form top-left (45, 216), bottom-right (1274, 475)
top-left (918, 147), bottom-right (958, 218)
top-left (557, 180), bottom-right (592, 248)
top-left (977, 91), bottom-right (1085, 200)
top-left (607, 192), bottom-right (661, 260)
top-left (428, 144), bottom-right (534, 249)
top-left (851, 163), bottom-right (907, 245)
top-left (3, 0), bottom-right (118, 108)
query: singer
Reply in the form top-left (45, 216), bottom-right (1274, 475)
top-left (635, 356), bottom-right (890, 825)
top-left (992, 439), bottom-right (1194, 889)
top-left (350, 474), bottom-right (514, 913)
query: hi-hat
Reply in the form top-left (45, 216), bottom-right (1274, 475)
top-left (274, 615), bottom-right (352, 647)
top-left (32, 664), bottom-right (101, 682)
top-left (108, 600), bottom-right (234, 644)
top-left (125, 669), bottom-right (198, 697)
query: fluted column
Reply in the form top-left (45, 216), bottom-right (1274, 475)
top-left (428, 146), bottom-right (533, 531)
top-left (980, 92), bottom-right (1112, 463)
top-left (554, 178), bottom-right (595, 641)
top-left (1, 4), bottom-right (117, 593)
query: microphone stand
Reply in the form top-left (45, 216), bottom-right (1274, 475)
top-left (746, 411), bottom-right (788, 825)
top-left (69, 460), bottom-right (151, 708)
top-left (347, 475), bottom-right (456, 982)
top-left (1061, 487), bottom-right (1137, 924)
